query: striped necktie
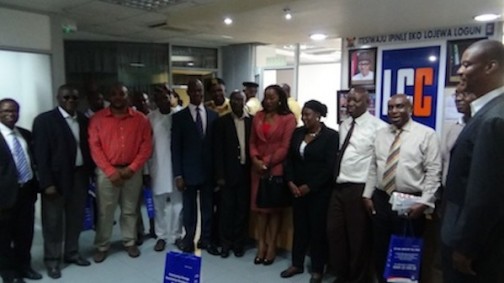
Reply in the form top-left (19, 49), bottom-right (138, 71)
top-left (12, 134), bottom-right (32, 184)
top-left (382, 129), bottom-right (402, 195)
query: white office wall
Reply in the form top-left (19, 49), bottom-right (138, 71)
top-left (0, 50), bottom-right (53, 130)
top-left (298, 63), bottom-right (341, 130)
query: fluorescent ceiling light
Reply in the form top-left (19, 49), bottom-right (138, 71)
top-left (474, 13), bottom-right (501, 22)
top-left (310, 33), bottom-right (327, 41)
top-left (224, 17), bottom-right (233, 25)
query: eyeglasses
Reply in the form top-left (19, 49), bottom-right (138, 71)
top-left (63, 95), bottom-right (79, 101)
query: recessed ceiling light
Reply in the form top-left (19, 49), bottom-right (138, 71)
top-left (474, 13), bottom-right (501, 22)
top-left (310, 33), bottom-right (327, 41)
top-left (224, 17), bottom-right (233, 25)
top-left (284, 8), bottom-right (292, 20)
top-left (428, 55), bottom-right (437, 62)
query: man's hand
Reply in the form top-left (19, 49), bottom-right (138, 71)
top-left (298, 184), bottom-right (310, 196)
top-left (288, 181), bottom-right (301, 198)
top-left (452, 250), bottom-right (476, 276)
top-left (175, 177), bottom-right (185, 192)
top-left (363, 197), bottom-right (376, 215)
top-left (253, 159), bottom-right (266, 174)
top-left (118, 167), bottom-right (134, 180)
top-left (406, 203), bottom-right (428, 219)
top-left (109, 171), bottom-right (124, 187)
top-left (44, 185), bottom-right (58, 195)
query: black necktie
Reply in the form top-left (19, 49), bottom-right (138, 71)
top-left (334, 119), bottom-right (355, 178)
top-left (195, 107), bottom-right (204, 137)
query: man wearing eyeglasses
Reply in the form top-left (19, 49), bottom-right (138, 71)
top-left (33, 85), bottom-right (94, 279)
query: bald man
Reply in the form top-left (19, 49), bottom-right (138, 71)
top-left (441, 39), bottom-right (504, 282)
top-left (363, 94), bottom-right (441, 283)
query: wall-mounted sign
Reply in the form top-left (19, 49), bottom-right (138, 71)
top-left (357, 23), bottom-right (495, 46)
top-left (379, 46), bottom-right (442, 130)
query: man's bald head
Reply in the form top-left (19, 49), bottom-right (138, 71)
top-left (187, 79), bottom-right (204, 105)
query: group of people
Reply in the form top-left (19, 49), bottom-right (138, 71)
top-left (0, 39), bottom-right (503, 283)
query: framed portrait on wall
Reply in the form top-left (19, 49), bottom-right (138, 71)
top-left (337, 90), bottom-right (350, 124)
top-left (349, 48), bottom-right (377, 88)
top-left (446, 37), bottom-right (486, 86)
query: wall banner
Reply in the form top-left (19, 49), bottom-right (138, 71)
top-left (379, 46), bottom-right (442, 130)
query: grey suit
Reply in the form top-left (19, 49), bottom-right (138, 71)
top-left (441, 93), bottom-right (504, 282)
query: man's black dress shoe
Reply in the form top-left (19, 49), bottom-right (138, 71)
top-left (205, 244), bottom-right (220, 256)
top-left (20, 267), bottom-right (43, 280)
top-left (64, 256), bottom-right (91, 266)
top-left (220, 247), bottom-right (230, 258)
top-left (47, 267), bottom-right (61, 279)
top-left (233, 247), bottom-right (245, 257)
top-left (176, 240), bottom-right (195, 253)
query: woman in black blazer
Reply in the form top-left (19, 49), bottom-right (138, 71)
top-left (280, 100), bottom-right (339, 283)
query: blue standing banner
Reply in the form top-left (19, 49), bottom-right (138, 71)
top-left (164, 251), bottom-right (201, 283)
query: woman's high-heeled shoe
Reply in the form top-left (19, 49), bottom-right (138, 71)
top-left (253, 256), bottom-right (264, 265)
top-left (262, 257), bottom-right (275, 266)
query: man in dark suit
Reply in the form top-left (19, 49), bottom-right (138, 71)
top-left (441, 39), bottom-right (504, 283)
top-left (0, 99), bottom-right (42, 283)
top-left (33, 85), bottom-right (93, 279)
top-left (214, 90), bottom-right (252, 258)
top-left (171, 79), bottom-right (219, 255)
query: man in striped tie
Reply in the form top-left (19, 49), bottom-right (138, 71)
top-left (362, 94), bottom-right (441, 283)
top-left (0, 98), bottom-right (42, 283)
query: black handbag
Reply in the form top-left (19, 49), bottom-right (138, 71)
top-left (256, 174), bottom-right (291, 208)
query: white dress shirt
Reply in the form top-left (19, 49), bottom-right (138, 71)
top-left (58, 107), bottom-right (84, 166)
top-left (441, 117), bottom-right (465, 186)
top-left (232, 111), bottom-right (248, 165)
top-left (352, 71), bottom-right (374, 81)
top-left (363, 120), bottom-right (441, 207)
top-left (0, 123), bottom-right (33, 183)
top-left (188, 103), bottom-right (207, 135)
top-left (337, 112), bottom-right (388, 184)
top-left (470, 85), bottom-right (504, 116)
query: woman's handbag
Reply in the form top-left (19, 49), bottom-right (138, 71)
top-left (256, 173), bottom-right (291, 208)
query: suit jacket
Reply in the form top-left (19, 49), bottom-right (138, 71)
top-left (32, 108), bottom-right (93, 195)
top-left (284, 124), bottom-right (339, 195)
top-left (171, 106), bottom-right (218, 186)
top-left (213, 113), bottom-right (252, 186)
top-left (442, 93), bottom-right (504, 258)
top-left (0, 126), bottom-right (37, 209)
top-left (249, 111), bottom-right (297, 176)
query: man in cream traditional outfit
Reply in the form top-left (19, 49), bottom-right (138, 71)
top-left (147, 87), bottom-right (183, 252)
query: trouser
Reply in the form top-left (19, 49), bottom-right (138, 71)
top-left (371, 189), bottom-right (426, 283)
top-left (42, 168), bottom-right (88, 268)
top-left (326, 183), bottom-right (371, 283)
top-left (291, 190), bottom-right (331, 274)
top-left (0, 180), bottom-right (36, 280)
top-left (94, 168), bottom-right (143, 251)
top-left (219, 168), bottom-right (250, 249)
top-left (153, 191), bottom-right (183, 243)
top-left (211, 190), bottom-right (220, 246)
top-left (182, 184), bottom-right (213, 246)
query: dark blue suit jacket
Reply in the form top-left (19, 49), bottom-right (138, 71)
top-left (442, 93), bottom-right (504, 258)
top-left (0, 126), bottom-right (37, 209)
top-left (171, 106), bottom-right (218, 186)
top-left (32, 108), bottom-right (93, 195)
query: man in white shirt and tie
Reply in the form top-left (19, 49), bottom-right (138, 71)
top-left (0, 98), bottom-right (42, 283)
top-left (327, 87), bottom-right (386, 283)
top-left (363, 94), bottom-right (441, 283)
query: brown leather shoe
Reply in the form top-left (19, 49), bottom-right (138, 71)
top-left (93, 250), bottom-right (107, 263)
top-left (126, 245), bottom-right (141, 258)
top-left (154, 239), bottom-right (166, 252)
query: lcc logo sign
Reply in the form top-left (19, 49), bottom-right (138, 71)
top-left (380, 46), bottom-right (441, 129)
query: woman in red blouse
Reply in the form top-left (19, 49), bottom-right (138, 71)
top-left (250, 84), bottom-right (297, 265)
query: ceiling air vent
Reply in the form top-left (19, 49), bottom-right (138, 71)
top-left (100, 0), bottom-right (187, 11)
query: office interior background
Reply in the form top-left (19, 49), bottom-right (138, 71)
top-left (0, 1), bottom-right (504, 282)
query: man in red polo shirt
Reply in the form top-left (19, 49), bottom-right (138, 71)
top-left (88, 83), bottom-right (153, 263)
